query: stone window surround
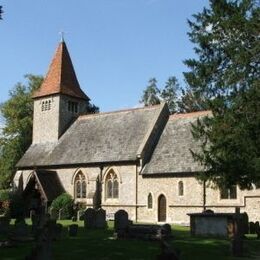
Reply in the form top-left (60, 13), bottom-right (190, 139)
top-left (178, 180), bottom-right (184, 196)
top-left (147, 192), bottom-right (153, 209)
top-left (41, 99), bottom-right (52, 111)
top-left (74, 171), bottom-right (87, 199)
top-left (219, 185), bottom-right (238, 201)
top-left (105, 170), bottom-right (119, 199)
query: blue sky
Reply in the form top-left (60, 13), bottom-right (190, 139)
top-left (0, 0), bottom-right (208, 112)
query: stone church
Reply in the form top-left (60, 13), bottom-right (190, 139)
top-left (13, 40), bottom-right (259, 224)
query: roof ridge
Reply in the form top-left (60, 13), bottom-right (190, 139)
top-left (78, 104), bottom-right (163, 120)
top-left (169, 110), bottom-right (211, 120)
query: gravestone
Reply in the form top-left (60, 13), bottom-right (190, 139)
top-left (13, 218), bottom-right (30, 238)
top-left (68, 224), bottom-right (78, 237)
top-left (241, 212), bottom-right (249, 234)
top-left (231, 211), bottom-right (244, 257)
top-left (114, 210), bottom-right (129, 236)
top-left (95, 208), bottom-right (106, 228)
top-left (0, 216), bottom-right (10, 235)
top-left (255, 221), bottom-right (260, 239)
top-left (77, 210), bottom-right (85, 221)
top-left (249, 222), bottom-right (256, 234)
top-left (84, 208), bottom-right (96, 228)
top-left (58, 208), bottom-right (65, 220)
top-left (49, 207), bottom-right (58, 220)
top-left (157, 240), bottom-right (180, 260)
top-left (161, 224), bottom-right (172, 238)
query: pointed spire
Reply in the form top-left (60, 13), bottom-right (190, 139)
top-left (33, 41), bottom-right (89, 100)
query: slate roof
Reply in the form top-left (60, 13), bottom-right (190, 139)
top-left (17, 104), bottom-right (165, 168)
top-left (32, 41), bottom-right (89, 100)
top-left (142, 111), bottom-right (211, 175)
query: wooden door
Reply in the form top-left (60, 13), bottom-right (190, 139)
top-left (158, 194), bottom-right (166, 222)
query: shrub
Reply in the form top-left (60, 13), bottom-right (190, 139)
top-left (9, 192), bottom-right (25, 218)
top-left (51, 193), bottom-right (73, 219)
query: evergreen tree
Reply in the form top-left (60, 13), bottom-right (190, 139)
top-left (160, 76), bottom-right (180, 114)
top-left (184, 0), bottom-right (260, 189)
top-left (140, 78), bottom-right (161, 106)
top-left (178, 87), bottom-right (207, 113)
top-left (0, 6), bottom-right (3, 20)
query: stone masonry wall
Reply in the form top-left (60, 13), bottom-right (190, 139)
top-left (137, 175), bottom-right (204, 225)
top-left (33, 96), bottom-right (60, 143)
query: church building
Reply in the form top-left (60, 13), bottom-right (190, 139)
top-left (13, 40), bottom-right (260, 224)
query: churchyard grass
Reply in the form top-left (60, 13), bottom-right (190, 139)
top-left (0, 219), bottom-right (259, 259)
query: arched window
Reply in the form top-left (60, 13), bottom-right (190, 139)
top-left (148, 193), bottom-right (153, 209)
top-left (178, 181), bottom-right (184, 196)
top-left (105, 170), bottom-right (119, 199)
top-left (74, 171), bottom-right (86, 199)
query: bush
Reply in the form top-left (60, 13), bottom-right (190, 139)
top-left (0, 190), bottom-right (25, 218)
top-left (0, 189), bottom-right (11, 201)
top-left (51, 193), bottom-right (73, 219)
top-left (9, 192), bottom-right (25, 218)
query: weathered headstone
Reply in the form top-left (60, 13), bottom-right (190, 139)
top-left (68, 224), bottom-right (78, 237)
top-left (161, 224), bottom-right (172, 238)
top-left (231, 211), bottom-right (244, 257)
top-left (0, 216), bottom-right (10, 235)
top-left (13, 218), bottom-right (30, 238)
top-left (249, 221), bottom-right (256, 234)
top-left (58, 208), bottom-right (65, 220)
top-left (114, 210), bottom-right (129, 235)
top-left (255, 221), bottom-right (260, 239)
top-left (84, 208), bottom-right (96, 228)
top-left (241, 212), bottom-right (249, 235)
top-left (49, 207), bottom-right (58, 220)
top-left (95, 208), bottom-right (106, 228)
top-left (77, 210), bottom-right (85, 221)
top-left (157, 240), bottom-right (180, 260)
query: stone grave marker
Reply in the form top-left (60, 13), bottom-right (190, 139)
top-left (49, 207), bottom-right (58, 220)
top-left (95, 208), bottom-right (106, 228)
top-left (249, 221), bottom-right (256, 234)
top-left (255, 221), bottom-right (260, 239)
top-left (0, 216), bottom-right (10, 235)
top-left (68, 224), bottom-right (78, 237)
top-left (13, 218), bottom-right (30, 238)
top-left (84, 208), bottom-right (96, 228)
top-left (77, 210), bottom-right (85, 221)
top-left (114, 209), bottom-right (129, 235)
top-left (58, 208), bottom-right (65, 220)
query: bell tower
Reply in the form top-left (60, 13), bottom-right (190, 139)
top-left (32, 40), bottom-right (90, 143)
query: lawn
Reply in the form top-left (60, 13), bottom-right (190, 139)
top-left (1, 220), bottom-right (259, 260)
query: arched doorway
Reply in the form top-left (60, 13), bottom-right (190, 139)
top-left (158, 194), bottom-right (166, 222)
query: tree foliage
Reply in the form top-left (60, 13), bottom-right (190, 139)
top-left (0, 6), bottom-right (3, 20)
top-left (140, 78), bottom-right (161, 106)
top-left (141, 76), bottom-right (184, 114)
top-left (185, 0), bottom-right (260, 189)
top-left (0, 75), bottom-right (43, 188)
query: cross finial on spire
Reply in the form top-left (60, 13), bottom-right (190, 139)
top-left (59, 31), bottom-right (65, 42)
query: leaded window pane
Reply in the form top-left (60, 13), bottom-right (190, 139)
top-left (113, 180), bottom-right (119, 198)
top-left (178, 181), bottom-right (184, 196)
top-left (76, 181), bottom-right (81, 198)
top-left (230, 186), bottom-right (237, 199)
top-left (148, 193), bottom-right (152, 209)
top-left (82, 181), bottom-right (86, 198)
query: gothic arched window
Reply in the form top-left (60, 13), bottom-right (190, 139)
top-left (178, 181), bottom-right (184, 196)
top-left (74, 171), bottom-right (86, 199)
top-left (105, 171), bottom-right (119, 199)
top-left (148, 193), bottom-right (153, 209)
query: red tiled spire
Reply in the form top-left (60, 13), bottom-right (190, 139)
top-left (33, 41), bottom-right (89, 100)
